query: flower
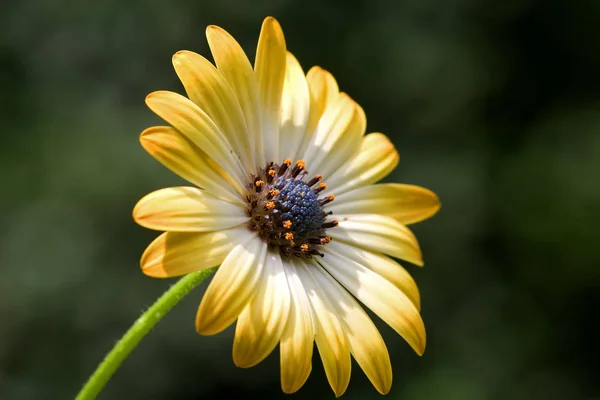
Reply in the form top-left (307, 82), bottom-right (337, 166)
top-left (133, 16), bottom-right (440, 396)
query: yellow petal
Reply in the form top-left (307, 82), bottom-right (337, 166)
top-left (145, 90), bottom-right (246, 187)
top-left (140, 126), bottom-right (242, 205)
top-left (279, 259), bottom-right (314, 394)
top-left (172, 51), bottom-right (254, 171)
top-left (306, 66), bottom-right (339, 115)
top-left (329, 183), bottom-right (441, 225)
top-left (326, 132), bottom-right (399, 196)
top-left (320, 246), bottom-right (426, 355)
top-left (309, 263), bottom-right (393, 395)
top-left (233, 252), bottom-right (291, 368)
top-left (302, 93), bottom-right (355, 175)
top-left (140, 227), bottom-right (247, 278)
top-left (329, 213), bottom-right (423, 266)
top-left (294, 67), bottom-right (339, 163)
top-left (254, 16), bottom-right (287, 163)
top-left (326, 241), bottom-right (421, 311)
top-left (319, 100), bottom-right (366, 179)
top-left (133, 186), bottom-right (248, 232)
top-left (279, 52), bottom-right (310, 161)
top-left (296, 260), bottom-right (351, 398)
top-left (196, 234), bottom-right (266, 335)
top-left (295, 66), bottom-right (340, 160)
top-left (206, 24), bottom-right (264, 166)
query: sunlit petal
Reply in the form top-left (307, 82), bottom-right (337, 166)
top-left (196, 235), bottom-right (267, 335)
top-left (140, 227), bottom-right (247, 278)
top-left (279, 259), bottom-right (314, 394)
top-left (320, 246), bottom-right (426, 355)
top-left (326, 132), bottom-right (399, 196)
top-left (255, 16), bottom-right (286, 163)
top-left (233, 252), bottom-right (291, 368)
top-left (140, 126), bottom-right (242, 205)
top-left (172, 51), bottom-right (254, 171)
top-left (330, 183), bottom-right (441, 225)
top-left (133, 186), bottom-right (248, 232)
top-left (329, 213), bottom-right (423, 266)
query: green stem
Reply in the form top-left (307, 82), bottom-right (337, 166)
top-left (75, 267), bottom-right (216, 400)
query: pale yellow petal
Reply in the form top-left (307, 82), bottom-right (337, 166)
top-left (309, 264), bottom-right (393, 395)
top-left (302, 94), bottom-right (359, 176)
top-left (254, 16), bottom-right (287, 163)
top-left (133, 186), bottom-right (248, 232)
top-left (320, 246), bottom-right (426, 355)
top-left (196, 234), bottom-right (266, 335)
top-left (325, 240), bottom-right (421, 310)
top-left (279, 52), bottom-right (310, 161)
top-left (233, 252), bottom-right (291, 368)
top-left (206, 24), bottom-right (263, 166)
top-left (318, 101), bottom-right (366, 179)
top-left (140, 227), bottom-right (247, 278)
top-left (145, 90), bottom-right (246, 187)
top-left (326, 132), bottom-right (399, 196)
top-left (295, 66), bottom-right (340, 160)
top-left (140, 126), bottom-right (242, 205)
top-left (172, 50), bottom-right (254, 171)
top-left (296, 260), bottom-right (351, 398)
top-left (330, 183), bottom-right (441, 225)
top-left (329, 213), bottom-right (423, 266)
top-left (279, 259), bottom-right (314, 394)
top-left (306, 66), bottom-right (339, 115)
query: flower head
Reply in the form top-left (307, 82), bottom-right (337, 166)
top-left (133, 16), bottom-right (440, 396)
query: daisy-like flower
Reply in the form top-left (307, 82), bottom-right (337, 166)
top-left (133, 16), bottom-right (440, 396)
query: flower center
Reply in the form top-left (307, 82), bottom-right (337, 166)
top-left (245, 159), bottom-right (337, 258)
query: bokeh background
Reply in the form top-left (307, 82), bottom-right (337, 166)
top-left (1, 0), bottom-right (599, 399)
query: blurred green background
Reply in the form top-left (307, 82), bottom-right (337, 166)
top-left (1, 0), bottom-right (599, 399)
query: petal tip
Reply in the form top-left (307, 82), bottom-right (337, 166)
top-left (206, 24), bottom-right (225, 38)
top-left (172, 50), bottom-right (189, 64)
top-left (263, 16), bottom-right (280, 26)
top-left (375, 384), bottom-right (392, 395)
top-left (232, 355), bottom-right (256, 369)
top-left (413, 335), bottom-right (426, 356)
top-left (144, 91), bottom-right (166, 106)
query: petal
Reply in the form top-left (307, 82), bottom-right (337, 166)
top-left (306, 66), bottom-right (339, 115)
top-left (325, 240), bottom-right (421, 311)
top-left (326, 132), bottom-right (399, 196)
top-left (140, 126), bottom-right (242, 205)
top-left (296, 260), bottom-right (351, 398)
top-left (329, 183), bottom-right (441, 225)
top-left (302, 94), bottom-right (363, 177)
top-left (206, 24), bottom-right (264, 166)
top-left (172, 51), bottom-right (255, 171)
top-left (233, 252), bottom-right (291, 368)
top-left (279, 259), bottom-right (315, 394)
top-left (295, 66), bottom-right (340, 160)
top-left (329, 214), bottom-right (423, 266)
top-left (309, 264), bottom-right (393, 395)
top-left (320, 101), bottom-right (366, 179)
top-left (145, 90), bottom-right (246, 187)
top-left (279, 52), bottom-right (310, 161)
top-left (196, 234), bottom-right (267, 335)
top-left (140, 227), bottom-right (247, 278)
top-left (133, 187), bottom-right (248, 232)
top-left (319, 245), bottom-right (426, 355)
top-left (254, 16), bottom-right (287, 164)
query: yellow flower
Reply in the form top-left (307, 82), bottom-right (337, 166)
top-left (133, 16), bottom-right (440, 396)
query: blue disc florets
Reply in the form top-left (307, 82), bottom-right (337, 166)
top-left (274, 178), bottom-right (323, 237)
top-left (245, 159), bottom-right (338, 258)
